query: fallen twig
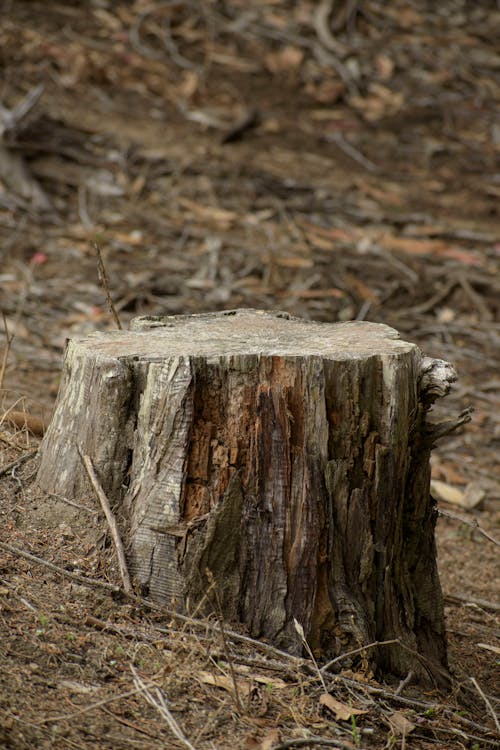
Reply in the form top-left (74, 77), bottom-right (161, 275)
top-left (221, 107), bottom-right (258, 144)
top-left (79, 448), bottom-right (131, 593)
top-left (131, 665), bottom-right (199, 750)
top-left (205, 570), bottom-right (244, 713)
top-left (438, 508), bottom-right (500, 547)
top-left (0, 540), bottom-right (121, 593)
top-left (470, 677), bottom-right (500, 734)
top-left (326, 132), bottom-right (378, 173)
top-left (38, 683), bottom-right (155, 724)
top-left (271, 737), bottom-right (358, 749)
top-left (0, 448), bottom-right (38, 478)
top-left (320, 639), bottom-right (400, 674)
top-left (445, 592), bottom-right (500, 612)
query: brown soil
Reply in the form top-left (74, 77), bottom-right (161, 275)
top-left (0, 2), bottom-right (498, 748)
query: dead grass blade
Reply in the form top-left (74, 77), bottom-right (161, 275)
top-left (470, 677), bottom-right (500, 734)
top-left (131, 665), bottom-right (199, 750)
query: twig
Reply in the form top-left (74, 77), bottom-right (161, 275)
top-left (47, 491), bottom-right (99, 514)
top-left (38, 683), bottom-right (155, 724)
top-left (444, 592), bottom-right (500, 612)
top-left (78, 448), bottom-right (131, 593)
top-left (131, 665), bottom-right (199, 750)
top-left (93, 241), bottom-right (122, 330)
top-left (320, 639), bottom-right (400, 674)
top-left (395, 670), bottom-right (414, 696)
top-left (206, 569), bottom-right (244, 713)
top-left (470, 677), bottom-right (500, 734)
top-left (327, 132), bottom-right (378, 173)
top-left (0, 448), bottom-right (37, 478)
top-left (457, 271), bottom-right (493, 322)
top-left (271, 737), bottom-right (357, 749)
top-left (221, 108), bottom-right (259, 144)
top-left (0, 83), bottom-right (44, 137)
top-left (138, 597), bottom-right (309, 668)
top-left (0, 311), bottom-right (14, 391)
top-left (0, 540), bottom-right (121, 593)
top-left (438, 508), bottom-right (500, 547)
top-left (313, 0), bottom-right (348, 56)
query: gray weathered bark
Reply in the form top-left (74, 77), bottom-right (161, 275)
top-left (37, 309), bottom-right (458, 682)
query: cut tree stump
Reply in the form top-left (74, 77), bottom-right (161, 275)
top-left (37, 309), bottom-right (460, 682)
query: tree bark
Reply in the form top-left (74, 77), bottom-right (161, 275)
top-left (37, 309), bottom-right (457, 682)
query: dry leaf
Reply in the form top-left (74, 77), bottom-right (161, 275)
top-left (350, 84), bottom-right (404, 122)
top-left (199, 670), bottom-right (250, 697)
top-left (305, 78), bottom-right (344, 104)
top-left (436, 307), bottom-right (456, 323)
top-left (430, 479), bottom-right (465, 506)
top-left (430, 458), bottom-right (467, 485)
top-left (384, 6), bottom-right (423, 28)
top-left (344, 273), bottom-right (379, 302)
top-left (388, 711), bottom-right (415, 736)
top-left (177, 197), bottom-right (237, 229)
top-left (319, 693), bottom-right (368, 721)
top-left (264, 45), bottom-right (304, 74)
top-left (380, 234), bottom-right (483, 265)
top-left (273, 256), bottom-right (314, 269)
top-left (199, 670), bottom-right (286, 697)
top-left (260, 728), bottom-right (280, 750)
top-left (178, 70), bottom-right (199, 99)
top-left (244, 735), bottom-right (260, 750)
top-left (477, 643), bottom-right (500, 656)
top-left (375, 54), bottom-right (394, 81)
top-left (431, 479), bottom-right (484, 509)
top-left (300, 221), bottom-right (358, 243)
top-left (462, 482), bottom-right (486, 510)
top-left (253, 675), bottom-right (286, 690)
top-left (59, 680), bottom-right (98, 694)
top-left (3, 411), bottom-right (48, 436)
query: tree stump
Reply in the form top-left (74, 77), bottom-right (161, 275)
top-left (37, 309), bottom-right (458, 681)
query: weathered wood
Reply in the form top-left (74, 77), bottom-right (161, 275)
top-left (37, 309), bottom-right (457, 682)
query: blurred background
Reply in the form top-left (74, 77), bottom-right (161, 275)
top-left (1, 0), bottom-right (498, 491)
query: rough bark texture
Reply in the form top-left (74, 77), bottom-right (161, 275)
top-left (37, 309), bottom-right (456, 682)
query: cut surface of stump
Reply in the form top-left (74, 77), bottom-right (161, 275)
top-left (37, 309), bottom-right (457, 682)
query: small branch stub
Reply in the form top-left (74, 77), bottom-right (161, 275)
top-left (37, 309), bottom-right (458, 683)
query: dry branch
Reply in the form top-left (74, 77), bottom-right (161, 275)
top-left (79, 448), bottom-right (131, 593)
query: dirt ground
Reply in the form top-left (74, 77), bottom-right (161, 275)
top-left (0, 1), bottom-right (499, 748)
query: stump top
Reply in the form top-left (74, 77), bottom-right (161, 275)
top-left (80, 310), bottom-right (416, 360)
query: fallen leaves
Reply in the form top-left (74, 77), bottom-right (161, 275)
top-left (431, 479), bottom-right (485, 510)
top-left (198, 669), bottom-right (287, 699)
top-left (177, 197), bottom-right (238, 230)
top-left (264, 45), bottom-right (304, 75)
top-left (387, 710), bottom-right (416, 736)
top-left (319, 692), bottom-right (368, 722)
top-left (349, 84), bottom-right (404, 122)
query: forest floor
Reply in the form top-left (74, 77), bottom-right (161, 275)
top-left (0, 1), bottom-right (499, 748)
